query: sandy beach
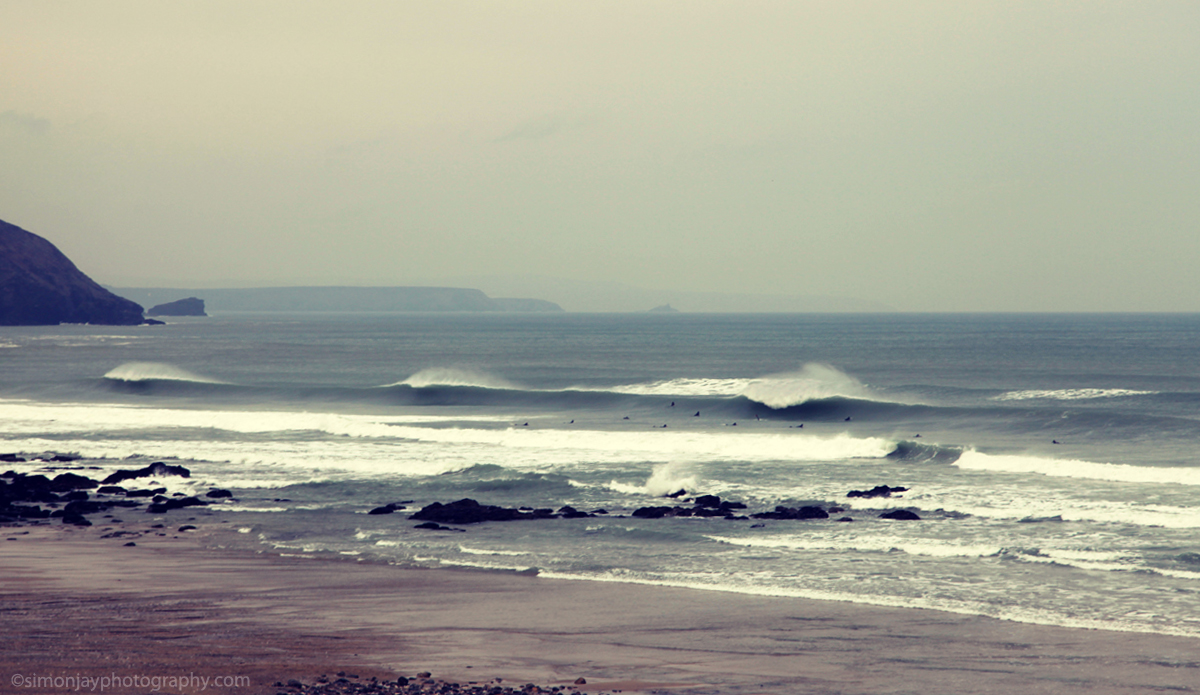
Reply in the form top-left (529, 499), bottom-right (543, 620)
top-left (1, 521), bottom-right (1196, 695)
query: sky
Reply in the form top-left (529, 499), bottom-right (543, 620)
top-left (1, 1), bottom-right (1198, 311)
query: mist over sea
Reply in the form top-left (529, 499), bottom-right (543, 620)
top-left (3, 313), bottom-right (1200, 636)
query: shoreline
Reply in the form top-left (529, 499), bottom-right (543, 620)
top-left (2, 521), bottom-right (1198, 694)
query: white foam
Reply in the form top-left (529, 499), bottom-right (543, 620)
top-left (706, 534), bottom-right (1004, 559)
top-left (994, 388), bottom-right (1157, 401)
top-left (457, 546), bottom-right (532, 556)
top-left (606, 378), bottom-right (754, 397)
top-left (0, 406), bottom-right (897, 489)
top-left (0, 400), bottom-right (511, 439)
top-left (609, 461), bottom-right (700, 496)
top-left (954, 450), bottom-right (1200, 486)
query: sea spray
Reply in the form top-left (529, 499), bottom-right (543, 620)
top-left (741, 363), bottom-right (870, 408)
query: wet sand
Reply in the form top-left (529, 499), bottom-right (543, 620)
top-left (1, 522), bottom-right (1197, 695)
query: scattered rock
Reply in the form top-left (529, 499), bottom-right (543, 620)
top-left (146, 496), bottom-right (207, 514)
top-left (413, 522), bottom-right (465, 532)
top-left (848, 485), bottom-right (908, 499)
top-left (206, 488), bottom-right (233, 499)
top-left (880, 509), bottom-right (921, 521)
top-left (410, 498), bottom-right (535, 524)
top-left (102, 462), bottom-right (191, 485)
top-left (751, 505), bottom-right (830, 520)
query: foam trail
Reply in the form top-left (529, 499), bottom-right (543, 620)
top-left (954, 450), bottom-right (1200, 486)
top-left (994, 388), bottom-right (1157, 401)
top-left (387, 367), bottom-right (518, 389)
top-left (607, 378), bottom-right (754, 397)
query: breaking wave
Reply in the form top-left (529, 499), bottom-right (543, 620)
top-left (103, 362), bottom-right (226, 384)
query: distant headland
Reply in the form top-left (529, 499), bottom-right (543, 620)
top-left (112, 286), bottom-right (564, 314)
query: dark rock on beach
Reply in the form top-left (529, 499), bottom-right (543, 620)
top-left (410, 498), bottom-right (534, 524)
top-left (751, 505), bottom-right (830, 520)
top-left (631, 505), bottom-right (674, 519)
top-left (146, 496), bottom-right (207, 514)
top-left (278, 671), bottom-right (587, 695)
top-left (102, 462), bottom-right (191, 485)
top-left (205, 488), bottom-right (233, 498)
top-left (848, 485), bottom-right (909, 499)
top-left (413, 522), bottom-right (465, 532)
top-left (880, 509), bottom-right (921, 520)
top-left (0, 218), bottom-right (148, 325)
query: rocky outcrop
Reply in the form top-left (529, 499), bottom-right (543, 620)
top-left (0, 219), bottom-right (147, 325)
top-left (101, 462), bottom-right (191, 485)
top-left (410, 498), bottom-right (544, 524)
top-left (147, 297), bottom-right (207, 316)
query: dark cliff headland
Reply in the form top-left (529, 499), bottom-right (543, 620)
top-left (0, 219), bottom-right (147, 326)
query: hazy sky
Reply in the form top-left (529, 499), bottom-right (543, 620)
top-left (2, 1), bottom-right (1198, 311)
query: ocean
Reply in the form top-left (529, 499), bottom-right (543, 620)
top-left (3, 312), bottom-right (1199, 637)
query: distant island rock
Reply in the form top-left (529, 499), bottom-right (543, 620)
top-left (147, 297), bottom-right (207, 317)
top-left (112, 286), bottom-right (564, 313)
top-left (648, 304), bottom-right (680, 313)
top-left (0, 218), bottom-right (147, 326)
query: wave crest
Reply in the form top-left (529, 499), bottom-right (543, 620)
top-left (742, 364), bottom-right (869, 409)
top-left (103, 362), bottom-right (224, 384)
top-left (390, 367), bottom-right (517, 390)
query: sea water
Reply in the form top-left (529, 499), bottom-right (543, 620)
top-left (2, 313), bottom-right (1199, 636)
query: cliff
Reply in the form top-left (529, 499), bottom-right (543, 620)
top-left (0, 219), bottom-right (146, 326)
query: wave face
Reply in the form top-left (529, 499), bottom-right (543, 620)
top-left (390, 367), bottom-right (518, 390)
top-left (4, 312), bottom-right (1200, 637)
